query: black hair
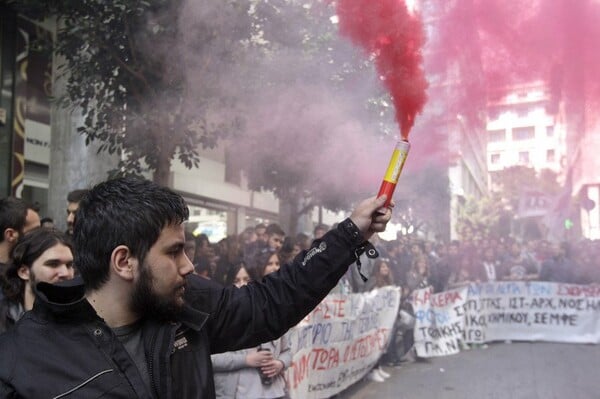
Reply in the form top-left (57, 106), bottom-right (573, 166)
top-left (265, 223), bottom-right (285, 237)
top-left (248, 249), bottom-right (279, 280)
top-left (313, 223), bottom-right (329, 235)
top-left (1, 227), bottom-right (73, 304)
top-left (74, 177), bottom-right (189, 290)
top-left (0, 197), bottom-right (28, 243)
top-left (224, 261), bottom-right (249, 286)
top-left (66, 189), bottom-right (89, 203)
top-left (40, 217), bottom-right (54, 225)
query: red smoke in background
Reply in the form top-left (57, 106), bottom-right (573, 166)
top-left (336, 0), bottom-right (428, 140)
top-left (445, 0), bottom-right (600, 185)
top-left (436, 0), bottom-right (600, 121)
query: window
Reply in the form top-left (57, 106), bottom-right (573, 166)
top-left (513, 126), bottom-right (535, 140)
top-left (516, 105), bottom-right (530, 117)
top-left (488, 107), bottom-right (501, 120)
top-left (491, 153), bottom-right (501, 164)
top-left (546, 126), bottom-right (554, 137)
top-left (547, 149), bottom-right (555, 162)
top-left (488, 129), bottom-right (505, 142)
top-left (519, 151), bottom-right (530, 164)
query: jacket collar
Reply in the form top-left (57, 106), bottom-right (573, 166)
top-left (33, 276), bottom-right (209, 330)
top-left (33, 276), bottom-right (98, 322)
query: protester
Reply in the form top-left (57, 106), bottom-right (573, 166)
top-left (446, 255), bottom-right (474, 289)
top-left (539, 241), bottom-right (574, 283)
top-left (65, 188), bottom-right (89, 236)
top-left (313, 223), bottom-right (329, 240)
top-left (0, 176), bottom-right (392, 398)
top-left (0, 197), bottom-right (41, 272)
top-left (473, 246), bottom-right (501, 283)
top-left (0, 227), bottom-right (75, 333)
top-left (40, 217), bottom-right (55, 228)
top-left (501, 240), bottom-right (539, 281)
top-left (213, 235), bottom-right (244, 285)
top-left (212, 256), bottom-right (291, 398)
top-left (265, 223), bottom-right (285, 253)
top-left (364, 258), bottom-right (397, 380)
top-left (183, 228), bottom-right (197, 266)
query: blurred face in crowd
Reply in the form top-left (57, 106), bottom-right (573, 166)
top-left (18, 242), bottom-right (75, 288)
top-left (448, 244), bottom-right (459, 257)
top-left (131, 224), bottom-right (194, 319)
top-left (66, 202), bottom-right (79, 235)
top-left (510, 242), bottom-right (521, 256)
top-left (268, 233), bottom-right (284, 251)
top-left (233, 266), bottom-right (251, 288)
top-left (314, 227), bottom-right (327, 240)
top-left (417, 258), bottom-right (428, 275)
top-left (184, 238), bottom-right (196, 264)
top-left (23, 209), bottom-right (41, 236)
top-left (483, 247), bottom-right (495, 262)
top-left (292, 243), bottom-right (302, 258)
top-left (263, 253), bottom-right (280, 276)
top-left (255, 226), bottom-right (267, 243)
top-left (410, 243), bottom-right (422, 256)
top-left (379, 261), bottom-right (390, 277)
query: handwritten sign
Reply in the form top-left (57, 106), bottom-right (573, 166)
top-left (411, 282), bottom-right (600, 358)
top-left (286, 287), bottom-right (401, 399)
top-left (463, 282), bottom-right (600, 343)
top-left (412, 286), bottom-right (468, 357)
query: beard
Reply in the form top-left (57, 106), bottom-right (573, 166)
top-left (130, 261), bottom-right (185, 322)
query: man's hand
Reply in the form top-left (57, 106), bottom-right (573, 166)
top-left (349, 195), bottom-right (393, 241)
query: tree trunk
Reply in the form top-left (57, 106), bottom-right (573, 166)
top-left (278, 194), bottom-right (299, 236)
top-left (153, 126), bottom-right (174, 187)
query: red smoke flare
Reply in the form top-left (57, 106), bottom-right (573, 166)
top-left (336, 0), bottom-right (428, 139)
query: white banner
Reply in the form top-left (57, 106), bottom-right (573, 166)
top-left (412, 282), bottom-right (600, 357)
top-left (285, 287), bottom-right (401, 399)
top-left (412, 286), bottom-right (468, 357)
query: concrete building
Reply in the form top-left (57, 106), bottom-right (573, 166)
top-left (486, 82), bottom-right (567, 182)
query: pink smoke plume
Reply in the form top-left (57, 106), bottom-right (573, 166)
top-left (336, 0), bottom-right (428, 139)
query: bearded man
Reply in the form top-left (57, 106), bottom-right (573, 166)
top-left (0, 176), bottom-right (392, 398)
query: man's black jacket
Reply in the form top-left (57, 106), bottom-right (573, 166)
top-left (0, 219), bottom-right (371, 398)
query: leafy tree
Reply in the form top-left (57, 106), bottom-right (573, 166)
top-left (455, 193), bottom-right (505, 239)
top-left (13, 0), bottom-right (250, 185)
top-left (491, 165), bottom-right (559, 211)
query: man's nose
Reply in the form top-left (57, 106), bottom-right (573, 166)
top-left (180, 254), bottom-right (194, 276)
top-left (57, 265), bottom-right (74, 280)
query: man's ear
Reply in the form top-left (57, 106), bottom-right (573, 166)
top-left (4, 228), bottom-right (19, 244)
top-left (111, 245), bottom-right (136, 282)
top-left (17, 265), bottom-right (30, 282)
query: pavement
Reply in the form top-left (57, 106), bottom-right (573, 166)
top-left (336, 342), bottom-right (600, 399)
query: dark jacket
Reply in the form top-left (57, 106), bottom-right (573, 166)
top-left (0, 219), bottom-right (370, 398)
top-left (0, 295), bottom-right (23, 334)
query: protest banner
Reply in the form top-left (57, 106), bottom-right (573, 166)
top-left (463, 281), bottom-right (600, 343)
top-left (411, 282), bottom-right (600, 358)
top-left (285, 286), bottom-right (401, 399)
top-left (411, 286), bottom-right (468, 357)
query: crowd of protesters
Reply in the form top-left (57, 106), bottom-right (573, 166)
top-left (183, 220), bottom-right (600, 389)
top-left (187, 222), bottom-right (600, 297)
top-left (2, 187), bottom-right (599, 397)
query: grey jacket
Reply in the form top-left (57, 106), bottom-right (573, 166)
top-left (211, 334), bottom-right (292, 398)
